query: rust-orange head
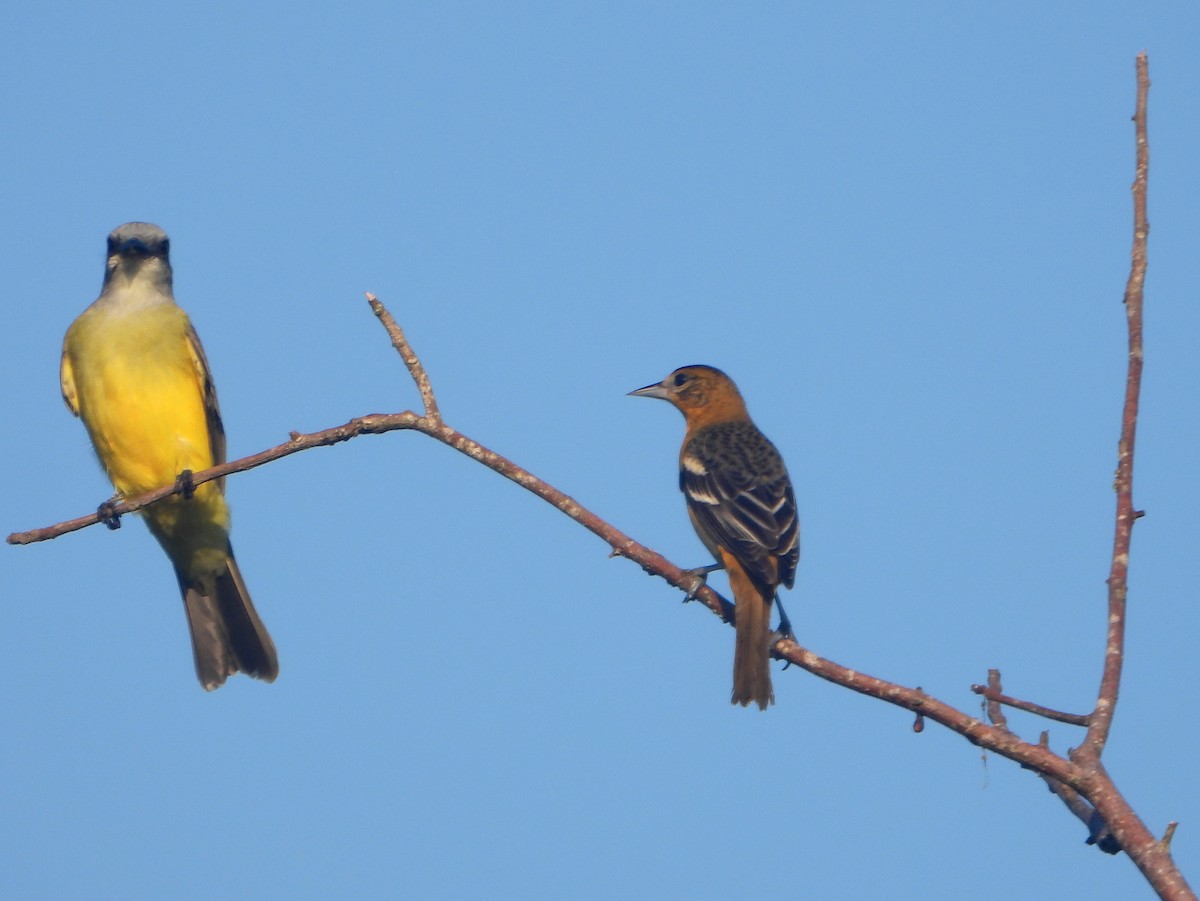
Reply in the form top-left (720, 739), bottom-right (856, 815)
top-left (628, 365), bottom-right (749, 426)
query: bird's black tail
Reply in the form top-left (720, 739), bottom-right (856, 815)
top-left (178, 551), bottom-right (279, 691)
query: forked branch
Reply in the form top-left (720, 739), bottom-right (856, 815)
top-left (7, 52), bottom-right (1189, 901)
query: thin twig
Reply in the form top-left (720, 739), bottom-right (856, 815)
top-left (1162, 823), bottom-right (1179, 850)
top-left (1080, 51), bottom-right (1150, 761)
top-left (971, 674), bottom-right (1090, 727)
top-left (365, 292), bottom-right (440, 421)
top-left (8, 413), bottom-right (419, 544)
top-left (982, 669), bottom-right (1009, 730)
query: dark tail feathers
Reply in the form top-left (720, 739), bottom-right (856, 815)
top-left (729, 562), bottom-right (774, 710)
top-left (179, 552), bottom-right (279, 691)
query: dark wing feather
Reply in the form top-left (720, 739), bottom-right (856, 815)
top-left (681, 421), bottom-right (799, 590)
top-left (183, 321), bottom-right (228, 487)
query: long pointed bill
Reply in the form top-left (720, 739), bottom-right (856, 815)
top-left (628, 381), bottom-right (671, 400)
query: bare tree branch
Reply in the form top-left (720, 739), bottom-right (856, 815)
top-left (1043, 776), bottom-right (1119, 853)
top-left (8, 51), bottom-right (1190, 901)
top-left (1079, 50), bottom-right (1151, 764)
top-left (971, 670), bottom-right (1090, 727)
top-left (982, 669), bottom-right (1010, 731)
top-left (366, 292), bottom-right (439, 421)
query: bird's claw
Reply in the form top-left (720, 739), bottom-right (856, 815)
top-left (97, 498), bottom-right (122, 530)
top-left (681, 563), bottom-right (722, 602)
top-left (175, 469), bottom-right (196, 499)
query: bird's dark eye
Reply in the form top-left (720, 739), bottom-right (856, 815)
top-left (673, 372), bottom-right (689, 387)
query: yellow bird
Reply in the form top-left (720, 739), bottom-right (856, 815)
top-left (60, 222), bottom-right (278, 690)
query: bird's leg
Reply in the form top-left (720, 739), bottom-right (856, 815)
top-left (773, 592), bottom-right (795, 640)
top-left (771, 591), bottom-right (796, 668)
top-left (174, 469), bottom-right (196, 500)
top-left (97, 497), bottom-right (122, 530)
top-left (682, 562), bottom-right (724, 601)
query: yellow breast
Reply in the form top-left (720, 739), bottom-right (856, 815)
top-left (64, 300), bottom-right (213, 499)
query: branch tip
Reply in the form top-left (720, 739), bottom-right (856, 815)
top-left (1161, 821), bottom-right (1178, 849)
top-left (971, 678), bottom-right (1088, 727)
top-left (1082, 49), bottom-right (1150, 761)
top-left (364, 292), bottom-right (441, 422)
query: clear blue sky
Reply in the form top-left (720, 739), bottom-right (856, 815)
top-left (3, 4), bottom-right (1199, 899)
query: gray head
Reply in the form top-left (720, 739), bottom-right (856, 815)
top-left (103, 222), bottom-right (172, 289)
top-left (108, 222), bottom-right (169, 259)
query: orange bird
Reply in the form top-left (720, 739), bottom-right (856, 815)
top-left (631, 365), bottom-right (799, 709)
